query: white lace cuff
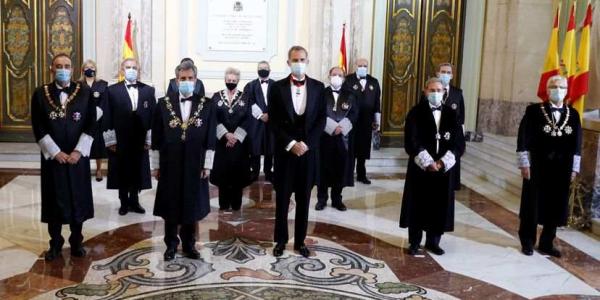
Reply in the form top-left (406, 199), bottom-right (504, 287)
top-left (440, 151), bottom-right (456, 172)
top-left (96, 107), bottom-right (103, 121)
top-left (517, 151), bottom-right (530, 168)
top-left (234, 127), bottom-right (247, 142)
top-left (151, 150), bottom-right (160, 170)
top-left (74, 133), bottom-right (94, 157)
top-left (325, 117), bottom-right (338, 135)
top-left (145, 130), bottom-right (152, 146)
top-left (216, 124), bottom-right (228, 140)
top-left (38, 134), bottom-right (61, 160)
top-left (339, 118), bottom-right (353, 136)
top-left (414, 150), bottom-right (435, 170)
top-left (375, 112), bottom-right (381, 126)
top-left (285, 140), bottom-right (297, 152)
top-left (103, 129), bottom-right (117, 147)
top-left (252, 104), bottom-right (263, 120)
top-left (204, 149), bottom-right (215, 170)
top-left (573, 155), bottom-right (581, 173)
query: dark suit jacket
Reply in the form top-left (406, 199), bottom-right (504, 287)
top-left (244, 78), bottom-right (275, 155)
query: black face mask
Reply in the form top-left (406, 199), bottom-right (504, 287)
top-left (226, 83), bottom-right (238, 91)
top-left (84, 69), bottom-right (96, 78)
top-left (258, 69), bottom-right (270, 78)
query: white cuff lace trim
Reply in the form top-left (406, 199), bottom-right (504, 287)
top-left (339, 118), bottom-right (353, 136)
top-left (414, 150), bottom-right (435, 170)
top-left (216, 124), bottom-right (228, 140)
top-left (234, 127), bottom-right (247, 143)
top-left (103, 130), bottom-right (117, 147)
top-left (325, 118), bottom-right (337, 135)
top-left (517, 151), bottom-right (530, 168)
top-left (74, 133), bottom-right (94, 157)
top-left (204, 150), bottom-right (215, 170)
top-left (38, 134), bottom-right (61, 160)
top-left (440, 151), bottom-right (456, 172)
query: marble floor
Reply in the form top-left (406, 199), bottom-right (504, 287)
top-left (0, 170), bottom-right (598, 300)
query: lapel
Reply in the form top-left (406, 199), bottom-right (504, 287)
top-left (47, 82), bottom-right (62, 107)
top-left (117, 82), bottom-right (133, 111)
top-left (281, 76), bottom-right (295, 119)
top-left (304, 76), bottom-right (314, 120)
top-left (421, 101), bottom-right (437, 135)
top-left (255, 79), bottom-right (266, 107)
top-left (169, 93), bottom-right (183, 120)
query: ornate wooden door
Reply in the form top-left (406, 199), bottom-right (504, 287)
top-left (381, 0), bottom-right (464, 146)
top-left (0, 0), bottom-right (82, 141)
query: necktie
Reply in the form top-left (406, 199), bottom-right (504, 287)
top-left (550, 107), bottom-right (564, 113)
top-left (126, 83), bottom-right (137, 89)
top-left (292, 79), bottom-right (305, 87)
top-left (181, 97), bottom-right (192, 102)
top-left (332, 90), bottom-right (340, 94)
top-left (260, 80), bottom-right (269, 84)
top-left (431, 106), bottom-right (442, 111)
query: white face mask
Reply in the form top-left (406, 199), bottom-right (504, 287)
top-left (427, 92), bottom-right (444, 107)
top-left (290, 62), bottom-right (307, 77)
top-left (549, 88), bottom-right (567, 104)
top-left (330, 75), bottom-right (344, 89)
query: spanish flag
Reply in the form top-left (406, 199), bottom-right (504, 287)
top-left (560, 3), bottom-right (577, 101)
top-left (122, 13), bottom-right (135, 60)
top-left (338, 23), bottom-right (347, 73)
top-left (537, 6), bottom-right (560, 101)
top-left (571, 2), bottom-right (593, 117)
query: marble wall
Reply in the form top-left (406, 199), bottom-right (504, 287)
top-left (581, 118), bottom-right (600, 219)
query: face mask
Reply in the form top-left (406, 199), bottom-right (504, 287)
top-left (178, 80), bottom-right (195, 96)
top-left (55, 68), bottom-right (71, 83)
top-left (124, 68), bottom-right (138, 82)
top-left (258, 69), bottom-right (270, 78)
top-left (290, 62), bottom-right (306, 77)
top-left (549, 88), bottom-right (567, 104)
top-left (356, 67), bottom-right (368, 78)
top-left (438, 73), bottom-right (452, 86)
top-left (84, 69), bottom-right (96, 78)
top-left (427, 92), bottom-right (444, 107)
top-left (330, 75), bottom-right (344, 89)
top-left (226, 82), bottom-right (238, 91)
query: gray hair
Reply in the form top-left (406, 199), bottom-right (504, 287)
top-left (425, 77), bottom-right (444, 88)
top-left (175, 60), bottom-right (197, 78)
top-left (224, 67), bottom-right (241, 80)
top-left (546, 75), bottom-right (567, 88)
top-left (257, 61), bottom-right (270, 68)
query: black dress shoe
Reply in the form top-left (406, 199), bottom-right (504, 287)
top-left (358, 177), bottom-right (372, 184)
top-left (425, 244), bottom-right (445, 255)
top-left (129, 203), bottom-right (146, 214)
top-left (273, 243), bottom-right (285, 257)
top-left (294, 244), bottom-right (310, 258)
top-left (538, 246), bottom-right (562, 258)
top-left (315, 202), bottom-right (326, 211)
top-left (118, 206), bottom-right (128, 215)
top-left (332, 202), bottom-right (347, 211)
top-left (164, 248), bottom-right (176, 261)
top-left (407, 244), bottom-right (419, 256)
top-left (183, 248), bottom-right (200, 259)
top-left (44, 247), bottom-right (62, 261)
top-left (521, 245), bottom-right (534, 256)
top-left (70, 246), bottom-right (86, 258)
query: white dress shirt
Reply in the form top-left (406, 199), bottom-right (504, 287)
top-left (56, 82), bottom-right (70, 105)
top-left (357, 74), bottom-right (367, 91)
top-left (550, 102), bottom-right (563, 123)
top-left (179, 93), bottom-right (192, 123)
top-left (260, 79), bottom-right (269, 105)
top-left (125, 80), bottom-right (139, 111)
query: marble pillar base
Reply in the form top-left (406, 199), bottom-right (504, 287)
top-left (477, 98), bottom-right (530, 136)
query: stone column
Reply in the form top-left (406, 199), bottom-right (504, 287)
top-left (580, 117), bottom-right (600, 235)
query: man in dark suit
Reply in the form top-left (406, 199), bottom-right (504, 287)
top-left (342, 58), bottom-right (381, 184)
top-left (244, 61), bottom-right (275, 181)
top-left (103, 58), bottom-right (156, 215)
top-left (268, 46), bottom-right (326, 258)
top-left (437, 63), bottom-right (465, 190)
top-left (31, 54), bottom-right (96, 261)
top-left (400, 77), bottom-right (463, 256)
top-left (166, 58), bottom-right (206, 97)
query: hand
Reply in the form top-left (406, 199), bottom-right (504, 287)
top-left (144, 144), bottom-right (151, 150)
top-left (290, 142), bottom-right (308, 157)
top-left (201, 169), bottom-right (210, 179)
top-left (54, 152), bottom-right (69, 164)
top-left (571, 171), bottom-right (577, 182)
top-left (426, 163), bottom-right (440, 172)
top-left (372, 122), bottom-right (379, 130)
top-left (153, 169), bottom-right (160, 180)
top-left (225, 133), bottom-right (238, 148)
top-left (436, 160), bottom-right (445, 171)
top-left (520, 167), bottom-right (530, 180)
top-left (108, 145), bottom-right (117, 152)
top-left (261, 113), bottom-right (269, 123)
top-left (67, 151), bottom-right (82, 164)
top-left (334, 126), bottom-right (343, 136)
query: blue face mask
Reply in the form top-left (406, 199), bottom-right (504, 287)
top-left (290, 62), bottom-right (306, 77)
top-left (438, 73), bottom-right (452, 86)
top-left (356, 67), bottom-right (368, 78)
top-left (55, 68), bottom-right (71, 83)
top-left (124, 68), bottom-right (138, 82)
top-left (179, 80), bottom-right (195, 96)
top-left (427, 92), bottom-right (444, 107)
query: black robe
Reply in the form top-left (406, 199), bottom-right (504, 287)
top-left (444, 85), bottom-right (465, 190)
top-left (104, 81), bottom-right (156, 190)
top-left (209, 90), bottom-right (253, 188)
top-left (400, 100), bottom-right (463, 233)
top-left (342, 73), bottom-right (381, 159)
top-left (166, 78), bottom-right (206, 97)
top-left (31, 81), bottom-right (96, 224)
top-left (517, 102), bottom-right (581, 227)
top-left (243, 78), bottom-right (275, 156)
top-left (319, 87), bottom-right (359, 188)
top-left (85, 79), bottom-right (109, 159)
top-left (152, 93), bottom-right (216, 223)
top-left (268, 75), bottom-right (326, 192)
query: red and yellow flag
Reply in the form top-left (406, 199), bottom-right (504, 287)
top-left (537, 7), bottom-right (560, 101)
top-left (571, 2), bottom-right (593, 116)
top-left (560, 3), bottom-right (577, 100)
top-left (119, 13), bottom-right (136, 81)
top-left (338, 23), bottom-right (347, 73)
